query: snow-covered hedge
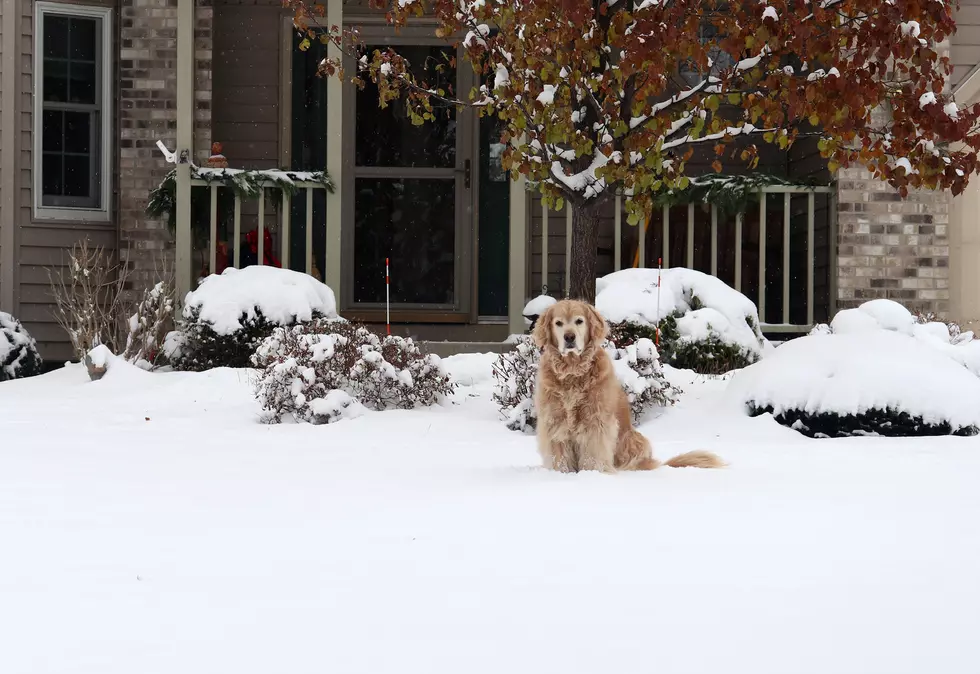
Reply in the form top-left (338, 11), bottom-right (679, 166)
top-left (492, 334), bottom-right (679, 432)
top-left (728, 329), bottom-right (980, 438)
top-left (169, 266), bottom-right (339, 371)
top-left (597, 267), bottom-right (765, 374)
top-left (813, 299), bottom-right (980, 377)
top-left (252, 320), bottom-right (455, 424)
top-left (0, 312), bottom-right (42, 382)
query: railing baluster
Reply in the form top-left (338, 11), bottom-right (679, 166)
top-left (783, 192), bottom-right (791, 325)
top-left (735, 211), bottom-right (743, 292)
top-left (686, 202), bottom-right (695, 269)
top-left (614, 191), bottom-right (622, 272)
top-left (209, 185), bottom-right (218, 276)
top-left (257, 188), bottom-right (266, 266)
top-left (233, 192), bottom-right (242, 269)
top-left (281, 189), bottom-right (291, 270)
top-left (710, 204), bottom-right (718, 277)
top-left (565, 206), bottom-right (572, 297)
top-left (661, 204), bottom-right (669, 268)
top-left (638, 208), bottom-right (646, 269)
top-left (759, 192), bottom-right (767, 322)
top-left (807, 191), bottom-right (815, 326)
top-left (305, 187), bottom-right (314, 276)
top-left (541, 202), bottom-right (549, 293)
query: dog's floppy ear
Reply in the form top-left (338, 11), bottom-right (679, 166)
top-left (585, 303), bottom-right (609, 346)
top-left (532, 304), bottom-right (555, 348)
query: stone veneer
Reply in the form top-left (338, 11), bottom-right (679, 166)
top-left (835, 168), bottom-right (951, 317)
top-left (118, 0), bottom-right (212, 294)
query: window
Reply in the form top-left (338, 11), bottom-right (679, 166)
top-left (34, 3), bottom-right (112, 220)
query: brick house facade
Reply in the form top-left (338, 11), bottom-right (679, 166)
top-left (0, 0), bottom-right (976, 360)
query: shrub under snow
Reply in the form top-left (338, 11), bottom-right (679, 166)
top-left (0, 312), bottom-right (42, 382)
top-left (170, 266), bottom-right (339, 371)
top-left (813, 299), bottom-right (980, 378)
top-left (492, 334), bottom-right (679, 432)
top-left (595, 268), bottom-right (766, 374)
top-left (252, 320), bottom-right (455, 424)
top-left (727, 330), bottom-right (980, 438)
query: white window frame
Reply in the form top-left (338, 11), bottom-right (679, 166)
top-left (33, 2), bottom-right (113, 222)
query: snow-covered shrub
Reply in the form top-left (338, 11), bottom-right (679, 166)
top-left (121, 281), bottom-right (175, 370)
top-left (491, 334), bottom-right (679, 432)
top-left (171, 266), bottom-right (339, 371)
top-left (812, 299), bottom-right (980, 378)
top-left (0, 312), bottom-right (42, 382)
top-left (252, 320), bottom-right (455, 424)
top-left (727, 330), bottom-right (980, 438)
top-left (596, 268), bottom-right (765, 374)
top-left (522, 294), bottom-right (558, 331)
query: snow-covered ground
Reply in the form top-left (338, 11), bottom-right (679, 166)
top-left (2, 356), bottom-right (980, 674)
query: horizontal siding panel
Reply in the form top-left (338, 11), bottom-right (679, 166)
top-left (215, 85), bottom-right (279, 107)
top-left (19, 226), bottom-right (116, 249)
top-left (20, 284), bottom-right (56, 305)
top-left (15, 303), bottom-right (61, 324)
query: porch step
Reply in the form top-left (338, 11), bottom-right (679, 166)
top-left (420, 341), bottom-right (513, 358)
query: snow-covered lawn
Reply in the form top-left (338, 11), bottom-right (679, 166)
top-left (2, 357), bottom-right (980, 674)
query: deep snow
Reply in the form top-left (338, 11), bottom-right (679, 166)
top-left (2, 357), bottom-right (980, 674)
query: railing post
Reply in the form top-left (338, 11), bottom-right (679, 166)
top-left (507, 175), bottom-right (528, 336)
top-left (541, 202), bottom-right (549, 293)
top-left (174, 0), bottom-right (195, 301)
top-left (281, 190), bottom-right (291, 270)
top-left (208, 185), bottom-right (218, 275)
top-left (759, 191), bottom-right (767, 322)
top-left (614, 191), bottom-right (622, 272)
top-left (324, 0), bottom-right (344, 298)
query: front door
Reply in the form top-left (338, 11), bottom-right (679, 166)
top-left (343, 37), bottom-right (474, 320)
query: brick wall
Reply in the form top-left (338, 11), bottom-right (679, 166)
top-left (118, 0), bottom-right (212, 293)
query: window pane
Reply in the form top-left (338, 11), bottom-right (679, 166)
top-left (64, 111), bottom-right (91, 154)
top-left (44, 15), bottom-right (69, 59)
top-left (64, 155), bottom-right (91, 198)
top-left (355, 45), bottom-right (457, 168)
top-left (69, 61), bottom-right (96, 105)
top-left (69, 18), bottom-right (98, 61)
top-left (42, 154), bottom-right (63, 197)
top-left (43, 59), bottom-right (68, 103)
top-left (42, 110), bottom-right (64, 152)
top-left (354, 178), bottom-right (455, 304)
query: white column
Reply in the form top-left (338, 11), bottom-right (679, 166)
top-left (324, 0), bottom-right (344, 299)
top-left (508, 177), bottom-right (528, 336)
top-left (174, 0), bottom-right (195, 302)
top-left (950, 184), bottom-right (980, 330)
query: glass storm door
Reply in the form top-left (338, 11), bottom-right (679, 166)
top-left (346, 42), bottom-right (473, 315)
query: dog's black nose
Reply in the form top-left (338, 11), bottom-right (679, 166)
top-left (564, 333), bottom-right (575, 344)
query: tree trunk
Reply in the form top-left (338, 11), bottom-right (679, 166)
top-left (567, 200), bottom-right (602, 304)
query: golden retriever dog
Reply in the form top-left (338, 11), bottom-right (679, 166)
top-left (532, 299), bottom-right (725, 473)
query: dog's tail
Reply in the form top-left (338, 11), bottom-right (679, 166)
top-left (663, 450), bottom-right (726, 469)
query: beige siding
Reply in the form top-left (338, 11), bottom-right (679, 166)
top-left (16, 0), bottom-right (119, 363)
top-left (953, 2), bottom-right (980, 87)
top-left (212, 0), bottom-right (284, 169)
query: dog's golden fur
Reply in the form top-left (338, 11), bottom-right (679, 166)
top-left (532, 299), bottom-right (725, 473)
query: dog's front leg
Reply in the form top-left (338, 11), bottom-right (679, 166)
top-left (577, 421), bottom-right (618, 474)
top-left (549, 441), bottom-right (577, 473)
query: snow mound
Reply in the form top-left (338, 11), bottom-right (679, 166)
top-left (815, 300), bottom-right (980, 378)
top-left (596, 267), bottom-right (766, 367)
top-left (0, 311), bottom-right (42, 382)
top-left (727, 331), bottom-right (980, 437)
top-left (831, 300), bottom-right (914, 336)
top-left (308, 390), bottom-right (367, 424)
top-left (183, 266), bottom-right (338, 335)
top-left (522, 294), bottom-right (558, 328)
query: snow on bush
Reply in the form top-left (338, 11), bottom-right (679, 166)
top-left (595, 267), bottom-right (765, 374)
top-left (0, 312), bottom-right (42, 382)
top-left (172, 266), bottom-right (339, 371)
top-left (252, 320), bottom-right (455, 424)
top-left (121, 281), bottom-right (176, 370)
top-left (522, 294), bottom-right (557, 330)
top-left (812, 299), bottom-right (980, 378)
top-left (727, 330), bottom-right (980, 438)
top-left (492, 334), bottom-right (679, 432)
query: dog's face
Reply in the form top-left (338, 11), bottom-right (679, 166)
top-left (532, 299), bottom-right (608, 357)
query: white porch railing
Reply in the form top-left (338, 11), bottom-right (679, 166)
top-left (189, 176), bottom-right (331, 279)
top-left (531, 185), bottom-right (837, 331)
